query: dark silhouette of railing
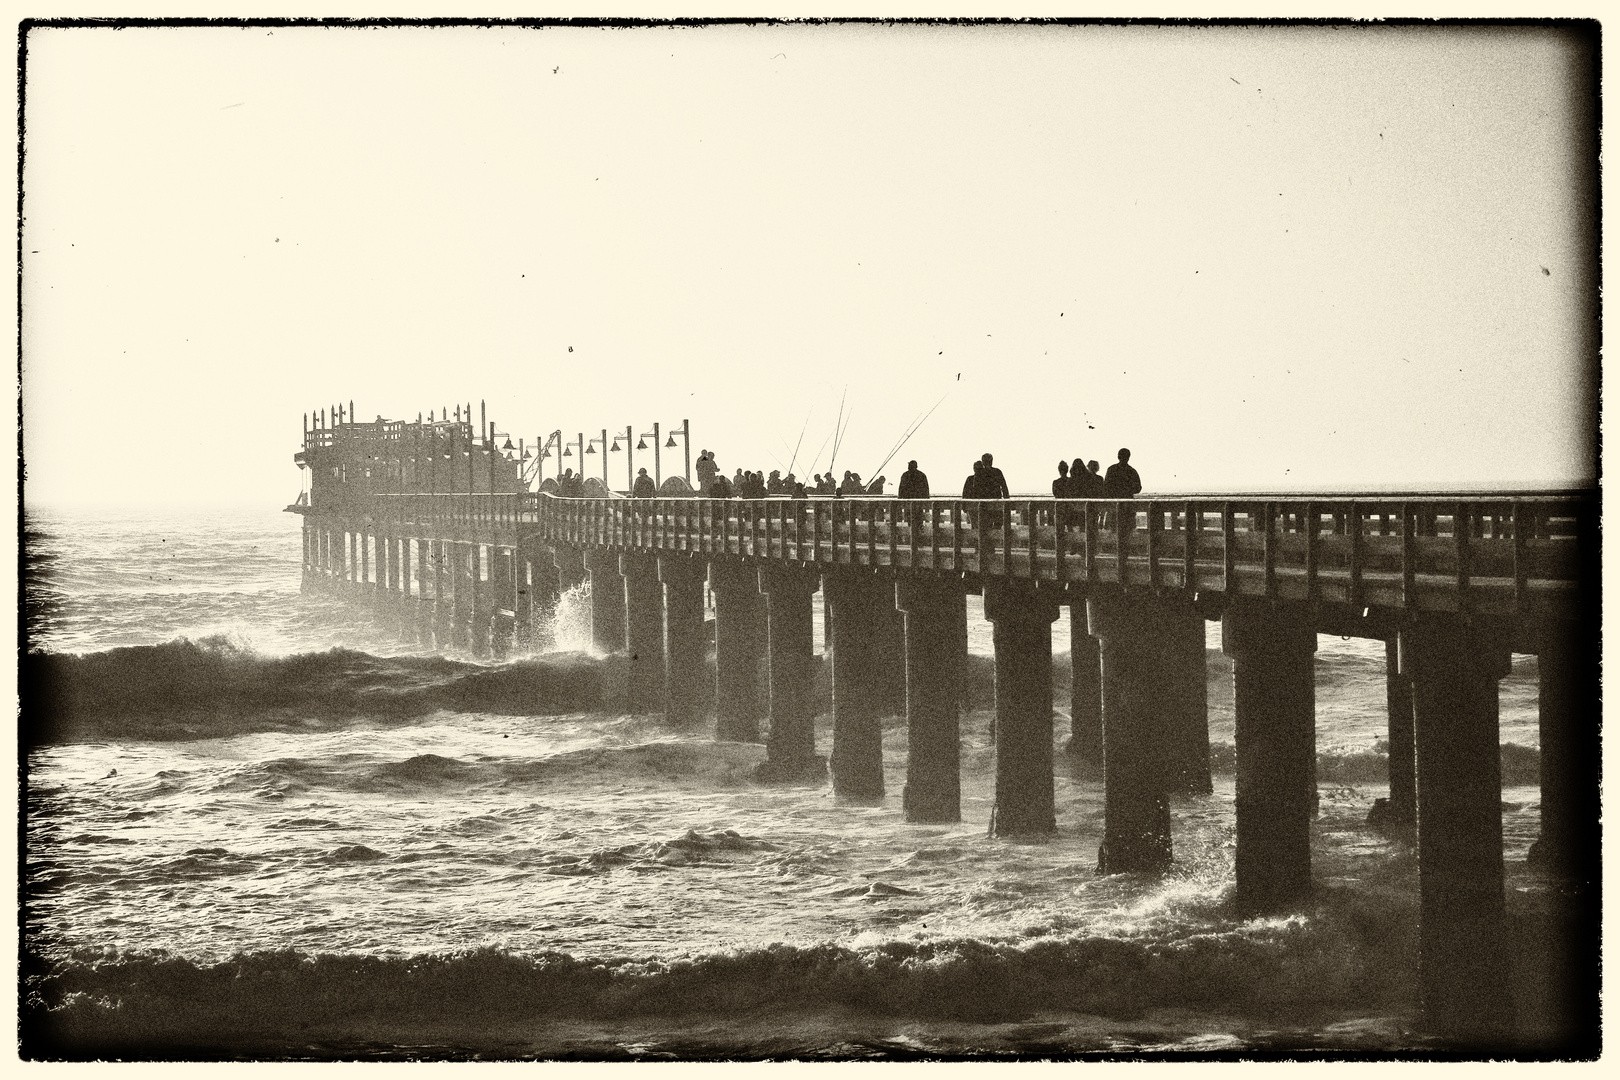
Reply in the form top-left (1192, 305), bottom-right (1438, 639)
top-left (356, 491), bottom-right (1593, 620)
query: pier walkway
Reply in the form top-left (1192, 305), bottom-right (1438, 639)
top-left (290, 413), bottom-right (1598, 1048)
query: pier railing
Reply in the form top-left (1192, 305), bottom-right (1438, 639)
top-left (355, 491), bottom-right (1594, 619)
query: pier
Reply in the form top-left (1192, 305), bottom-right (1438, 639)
top-left (290, 408), bottom-right (1598, 1049)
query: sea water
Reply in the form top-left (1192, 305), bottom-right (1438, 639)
top-left (21, 504), bottom-right (1556, 1058)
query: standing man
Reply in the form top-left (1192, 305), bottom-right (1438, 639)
top-left (898, 459), bottom-right (929, 530)
top-left (1104, 448), bottom-right (1142, 498)
top-left (898, 460), bottom-right (929, 499)
top-left (979, 453), bottom-right (1010, 499)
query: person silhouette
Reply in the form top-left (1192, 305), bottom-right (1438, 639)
top-left (980, 453), bottom-right (1010, 499)
top-left (1071, 457), bottom-right (1103, 499)
top-left (1104, 448), bottom-right (1141, 498)
top-left (632, 467), bottom-right (656, 498)
top-left (898, 460), bottom-right (929, 499)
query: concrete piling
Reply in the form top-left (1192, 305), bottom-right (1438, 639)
top-left (1165, 595), bottom-right (1213, 795)
top-left (620, 552), bottom-right (665, 713)
top-left (1380, 637), bottom-right (1417, 833)
top-left (756, 566), bottom-right (823, 781)
top-left (659, 555), bottom-right (707, 727)
top-left (1066, 602), bottom-right (1103, 764)
top-left (824, 570), bottom-right (886, 801)
top-left (896, 577), bottom-right (965, 822)
top-left (711, 559), bottom-right (766, 742)
top-left (1223, 599), bottom-right (1317, 911)
top-left (1405, 615), bottom-right (1514, 1045)
top-left (1088, 590), bottom-right (1176, 873)
top-left (584, 547), bottom-right (626, 654)
top-left (984, 580), bottom-right (1061, 837)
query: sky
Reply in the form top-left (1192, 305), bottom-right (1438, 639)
top-left (19, 20), bottom-right (1599, 506)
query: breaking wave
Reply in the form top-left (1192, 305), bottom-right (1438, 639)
top-left (23, 636), bottom-right (612, 744)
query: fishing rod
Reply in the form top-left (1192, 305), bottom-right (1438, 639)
top-left (868, 391), bottom-right (951, 481)
top-left (825, 389), bottom-right (847, 475)
top-left (805, 429), bottom-right (835, 479)
top-left (785, 407), bottom-right (812, 478)
top-left (829, 407), bottom-right (854, 477)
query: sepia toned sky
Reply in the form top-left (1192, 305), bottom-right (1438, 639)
top-left (20, 21), bottom-right (1597, 506)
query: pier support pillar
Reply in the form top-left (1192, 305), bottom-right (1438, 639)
top-left (660, 555), bottom-right (707, 727)
top-left (1376, 637), bottom-right (1417, 833)
top-left (415, 538), bottom-right (433, 647)
top-left (513, 555), bottom-right (535, 653)
top-left (449, 543), bottom-right (472, 651)
top-left (1165, 596), bottom-right (1213, 795)
top-left (1530, 610), bottom-right (1600, 878)
top-left (621, 553), bottom-right (665, 713)
top-left (346, 530), bottom-right (358, 599)
top-left (431, 541), bottom-right (452, 649)
top-left (490, 547), bottom-right (515, 660)
top-left (711, 559), bottom-right (766, 742)
top-left (468, 544), bottom-right (491, 659)
top-left (584, 548), bottom-right (626, 654)
top-left (554, 544), bottom-right (587, 598)
top-left (755, 567), bottom-right (823, 781)
top-left (385, 535), bottom-right (400, 628)
top-left (984, 580), bottom-right (1061, 837)
top-left (1088, 590), bottom-right (1179, 873)
top-left (1067, 600), bottom-right (1103, 765)
top-left (1405, 615), bottom-right (1513, 1045)
top-left (1222, 599), bottom-right (1318, 912)
top-left (825, 570), bottom-right (887, 801)
top-left (872, 603), bottom-right (908, 719)
top-left (897, 577), bottom-right (966, 823)
top-left (360, 528), bottom-right (374, 604)
top-left (1528, 601), bottom-right (1600, 1052)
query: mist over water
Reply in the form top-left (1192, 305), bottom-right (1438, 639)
top-left (22, 505), bottom-right (1556, 1058)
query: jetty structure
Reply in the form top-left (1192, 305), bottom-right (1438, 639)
top-left (289, 402), bottom-right (1598, 1049)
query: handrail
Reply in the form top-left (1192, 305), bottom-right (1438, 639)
top-left (322, 490), bottom-right (1593, 618)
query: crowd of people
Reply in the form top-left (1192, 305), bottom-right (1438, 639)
top-left (608, 446), bottom-right (1144, 502)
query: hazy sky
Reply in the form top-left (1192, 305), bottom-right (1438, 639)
top-left (20, 21), bottom-right (1597, 506)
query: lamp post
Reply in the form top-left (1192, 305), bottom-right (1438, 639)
top-left (584, 431), bottom-right (611, 487)
top-left (538, 430), bottom-right (563, 485)
top-left (663, 418), bottom-right (692, 485)
top-left (609, 424), bottom-right (634, 492)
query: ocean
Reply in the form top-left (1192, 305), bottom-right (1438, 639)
top-left (21, 504), bottom-right (1562, 1059)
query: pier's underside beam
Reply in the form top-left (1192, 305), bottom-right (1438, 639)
top-left (896, 576), bottom-right (966, 823)
top-left (583, 548), bottom-right (626, 655)
top-left (660, 555), bottom-right (707, 727)
top-left (1067, 599), bottom-right (1103, 765)
top-left (756, 566), bottom-right (823, 781)
top-left (1088, 590), bottom-right (1180, 873)
top-left (711, 559), bottom-right (766, 742)
top-left (1405, 614), bottom-right (1513, 1045)
top-left (1222, 599), bottom-right (1318, 912)
top-left (824, 569), bottom-right (887, 801)
top-left (621, 552), bottom-right (665, 713)
top-left (984, 580), bottom-right (1061, 837)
